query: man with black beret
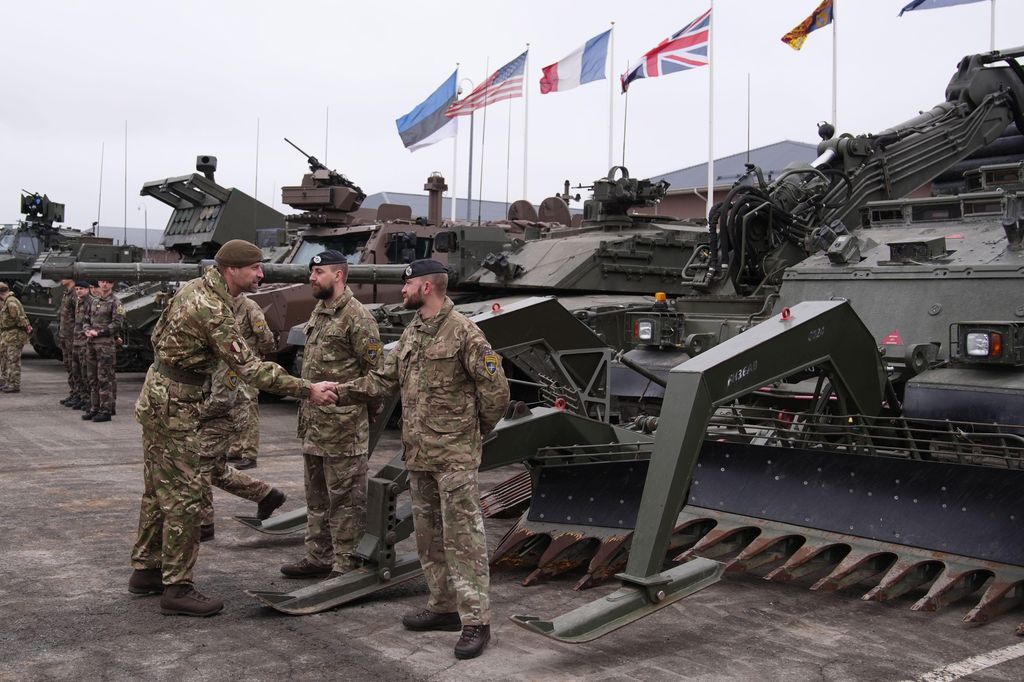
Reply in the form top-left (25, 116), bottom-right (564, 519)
top-left (65, 281), bottom-right (94, 409)
top-left (129, 239), bottom-right (339, 616)
top-left (333, 258), bottom-right (510, 659)
top-left (280, 249), bottom-right (383, 579)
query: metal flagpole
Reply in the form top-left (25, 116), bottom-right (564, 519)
top-left (255, 117), bottom-right (260, 199)
top-left (467, 111), bottom-right (475, 221)
top-left (990, 0), bottom-right (996, 50)
top-left (522, 45), bottom-right (530, 203)
top-left (96, 142), bottom-right (104, 235)
top-left (123, 120), bottom-right (128, 245)
top-left (706, 2), bottom-right (715, 222)
top-left (478, 57), bottom-right (490, 225)
top-left (324, 106), bottom-right (329, 164)
top-left (832, 0), bottom-right (838, 131)
top-left (621, 59), bottom-right (629, 166)
top-left (505, 98), bottom-right (513, 212)
top-left (608, 23), bottom-right (615, 172)
top-left (451, 66), bottom-right (460, 222)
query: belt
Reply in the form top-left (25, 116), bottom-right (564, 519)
top-left (153, 359), bottom-right (207, 386)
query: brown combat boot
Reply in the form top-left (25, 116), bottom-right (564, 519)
top-left (128, 568), bottom-right (164, 595)
top-left (454, 624), bottom-right (491, 659)
top-left (280, 558), bottom-right (332, 578)
top-left (160, 583), bottom-right (223, 617)
top-left (257, 488), bottom-right (286, 520)
top-left (402, 609), bottom-right (462, 632)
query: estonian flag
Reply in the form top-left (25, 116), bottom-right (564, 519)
top-left (395, 70), bottom-right (458, 152)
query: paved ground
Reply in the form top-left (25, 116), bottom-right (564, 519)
top-left (1, 352), bottom-right (1022, 681)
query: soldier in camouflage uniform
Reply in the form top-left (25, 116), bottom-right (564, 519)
top-left (57, 279), bottom-right (78, 405)
top-left (128, 240), bottom-right (338, 617)
top-left (67, 282), bottom-right (93, 409)
top-left (336, 259), bottom-right (509, 660)
top-left (281, 250), bottom-right (382, 580)
top-left (224, 294), bottom-right (275, 469)
top-left (197, 293), bottom-right (284, 540)
top-left (0, 282), bottom-right (32, 393)
top-left (82, 279), bottom-right (124, 422)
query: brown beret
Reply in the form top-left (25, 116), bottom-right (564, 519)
top-left (0, 282), bottom-right (9, 292)
top-left (214, 240), bottom-right (264, 267)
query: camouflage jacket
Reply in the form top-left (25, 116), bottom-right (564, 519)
top-left (205, 294), bottom-right (277, 417)
top-left (72, 295), bottom-right (93, 346)
top-left (83, 292), bottom-right (125, 343)
top-left (0, 295), bottom-right (29, 335)
top-left (337, 297), bottom-right (509, 472)
top-left (298, 286), bottom-right (382, 457)
top-left (134, 267), bottom-right (310, 434)
top-left (57, 288), bottom-right (76, 343)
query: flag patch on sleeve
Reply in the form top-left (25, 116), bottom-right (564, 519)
top-left (483, 353), bottom-right (499, 375)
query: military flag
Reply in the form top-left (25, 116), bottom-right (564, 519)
top-left (781, 0), bottom-right (834, 51)
top-left (899, 0), bottom-right (986, 16)
top-left (445, 51), bottom-right (527, 117)
top-left (539, 29), bottom-right (611, 94)
top-left (395, 70), bottom-right (458, 151)
top-left (620, 9), bottom-right (711, 93)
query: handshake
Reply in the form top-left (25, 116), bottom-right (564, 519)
top-left (308, 380), bottom-right (342, 406)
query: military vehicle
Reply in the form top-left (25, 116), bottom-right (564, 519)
top-left (238, 46), bottom-right (1024, 640)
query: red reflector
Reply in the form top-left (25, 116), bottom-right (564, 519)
top-left (491, 303), bottom-right (501, 313)
top-left (781, 307), bottom-right (791, 321)
top-left (990, 332), bottom-right (1003, 357)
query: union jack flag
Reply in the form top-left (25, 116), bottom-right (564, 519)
top-left (446, 51), bottom-right (527, 118)
top-left (621, 9), bottom-right (710, 93)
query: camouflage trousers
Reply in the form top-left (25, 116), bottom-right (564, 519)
top-left (0, 331), bottom-right (27, 389)
top-left (408, 469), bottom-right (490, 626)
top-left (86, 340), bottom-right (117, 413)
top-left (130, 424), bottom-right (204, 585)
top-left (60, 339), bottom-right (74, 395)
top-left (198, 413), bottom-right (273, 526)
top-left (226, 393), bottom-right (260, 462)
top-left (71, 343), bottom-right (89, 401)
top-left (303, 453), bottom-right (368, 572)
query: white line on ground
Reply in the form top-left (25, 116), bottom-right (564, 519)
top-left (902, 641), bottom-right (1024, 682)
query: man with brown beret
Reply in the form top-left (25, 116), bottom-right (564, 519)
top-left (129, 239), bottom-right (339, 617)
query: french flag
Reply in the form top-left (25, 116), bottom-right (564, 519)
top-left (539, 29), bottom-right (611, 95)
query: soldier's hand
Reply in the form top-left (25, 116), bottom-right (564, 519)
top-left (26, 325), bottom-right (33, 334)
top-left (308, 381), bottom-right (339, 406)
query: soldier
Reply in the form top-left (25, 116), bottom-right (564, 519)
top-left (82, 279), bottom-right (124, 422)
top-left (224, 294), bottom-right (275, 470)
top-left (128, 239), bottom-right (338, 617)
top-left (197, 293), bottom-right (284, 541)
top-left (57, 278), bottom-right (78, 405)
top-left (66, 281), bottom-right (94, 410)
top-left (280, 250), bottom-right (382, 580)
top-left (0, 282), bottom-right (32, 393)
top-left (335, 259), bottom-right (509, 660)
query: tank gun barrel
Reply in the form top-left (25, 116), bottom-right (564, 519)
top-left (41, 261), bottom-right (408, 286)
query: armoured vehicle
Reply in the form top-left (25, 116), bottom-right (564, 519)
top-left (238, 46), bottom-right (1024, 640)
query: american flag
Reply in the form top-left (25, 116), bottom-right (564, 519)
top-left (621, 9), bottom-right (710, 93)
top-left (446, 51), bottom-right (527, 118)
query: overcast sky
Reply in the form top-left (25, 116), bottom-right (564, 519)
top-left (2, 0), bottom-right (1021, 233)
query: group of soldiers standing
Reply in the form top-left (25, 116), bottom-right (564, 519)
top-left (56, 278), bottom-right (124, 421)
top-left (125, 240), bottom-right (509, 660)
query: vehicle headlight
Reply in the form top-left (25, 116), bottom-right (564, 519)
top-left (637, 320), bottom-right (653, 342)
top-left (966, 331), bottom-right (1001, 357)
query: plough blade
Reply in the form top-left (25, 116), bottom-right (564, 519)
top-left (509, 557), bottom-right (724, 643)
top-left (246, 556), bottom-right (423, 615)
top-left (234, 506), bottom-right (308, 535)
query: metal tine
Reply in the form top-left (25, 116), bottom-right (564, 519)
top-left (911, 566), bottom-right (994, 612)
top-left (675, 524), bottom-right (760, 562)
top-left (764, 543), bottom-right (851, 583)
top-left (574, 535), bottom-right (632, 591)
top-left (862, 559), bottom-right (944, 602)
top-left (726, 534), bottom-right (805, 573)
top-left (490, 525), bottom-right (549, 568)
top-left (811, 551), bottom-right (897, 592)
top-left (963, 578), bottom-right (1024, 624)
top-left (522, 533), bottom-right (595, 586)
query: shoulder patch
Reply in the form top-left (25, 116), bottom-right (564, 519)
top-left (225, 370), bottom-right (240, 390)
top-left (483, 351), bottom-right (500, 375)
top-left (116, 304), bottom-right (125, 315)
top-left (365, 340), bottom-right (382, 363)
top-left (253, 319), bottom-right (266, 333)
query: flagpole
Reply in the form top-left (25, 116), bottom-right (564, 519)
top-left (451, 65), bottom-right (461, 222)
top-left (505, 97), bottom-right (513, 214)
top-left (706, 2), bottom-right (715, 222)
top-left (832, 0), bottom-right (838, 131)
top-left (522, 45), bottom-right (530, 203)
top-left (608, 23), bottom-right (615, 172)
top-left (467, 111), bottom-right (475, 221)
top-left (621, 58), bottom-right (629, 167)
top-left (478, 57), bottom-right (490, 225)
top-left (990, 0), bottom-right (996, 50)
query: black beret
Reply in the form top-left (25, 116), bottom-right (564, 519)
top-left (88, 280), bottom-right (100, 287)
top-left (74, 280), bottom-right (90, 288)
top-left (308, 250), bottom-right (347, 271)
top-left (402, 259), bottom-right (448, 281)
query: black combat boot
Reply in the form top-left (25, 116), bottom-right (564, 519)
top-left (160, 583), bottom-right (223, 617)
top-left (232, 457), bottom-right (257, 470)
top-left (81, 409), bottom-right (97, 420)
top-left (92, 412), bottom-right (112, 422)
top-left (200, 524), bottom-right (215, 542)
top-left (454, 624), bottom-right (491, 659)
top-left (256, 488), bottom-right (286, 520)
top-left (59, 396), bottom-right (74, 406)
top-left (128, 568), bottom-right (164, 595)
top-left (69, 397), bottom-right (85, 409)
top-left (402, 609), bottom-right (463, 632)
top-left (280, 558), bottom-right (332, 578)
